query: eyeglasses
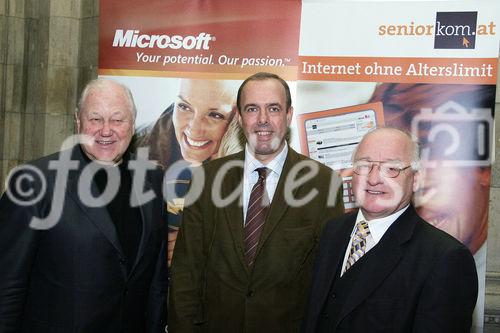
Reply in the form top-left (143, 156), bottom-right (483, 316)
top-left (352, 160), bottom-right (412, 178)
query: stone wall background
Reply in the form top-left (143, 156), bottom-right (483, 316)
top-left (1, 0), bottom-right (500, 330)
top-left (0, 0), bottom-right (98, 183)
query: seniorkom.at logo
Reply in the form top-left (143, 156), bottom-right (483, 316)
top-left (377, 11), bottom-right (495, 47)
top-left (434, 12), bottom-right (477, 49)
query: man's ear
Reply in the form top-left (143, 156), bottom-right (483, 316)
top-left (412, 170), bottom-right (421, 193)
top-left (236, 107), bottom-right (242, 126)
top-left (286, 106), bottom-right (294, 126)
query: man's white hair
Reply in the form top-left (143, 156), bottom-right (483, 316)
top-left (76, 78), bottom-right (137, 119)
top-left (352, 126), bottom-right (421, 171)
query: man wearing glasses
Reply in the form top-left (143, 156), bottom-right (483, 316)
top-left (302, 127), bottom-right (478, 333)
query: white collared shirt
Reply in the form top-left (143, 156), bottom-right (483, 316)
top-left (242, 144), bottom-right (288, 223)
top-left (340, 205), bottom-right (409, 276)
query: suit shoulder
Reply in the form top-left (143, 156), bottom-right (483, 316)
top-left (10, 150), bottom-right (68, 176)
top-left (323, 211), bottom-right (355, 231)
top-left (203, 152), bottom-right (244, 171)
top-left (416, 217), bottom-right (473, 254)
top-left (34, 150), bottom-right (65, 164)
top-left (414, 219), bottom-right (477, 283)
top-left (2, 150), bottom-right (66, 202)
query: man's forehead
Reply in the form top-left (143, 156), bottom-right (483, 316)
top-left (244, 79), bottom-right (283, 93)
top-left (84, 109), bottom-right (129, 116)
top-left (356, 135), bottom-right (412, 159)
top-left (362, 129), bottom-right (411, 147)
top-left (243, 101), bottom-right (283, 107)
top-left (80, 104), bottom-right (133, 121)
top-left (82, 90), bottom-right (131, 109)
top-left (356, 156), bottom-right (404, 163)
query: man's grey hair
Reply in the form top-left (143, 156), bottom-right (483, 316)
top-left (352, 126), bottom-right (421, 171)
top-left (76, 78), bottom-right (137, 119)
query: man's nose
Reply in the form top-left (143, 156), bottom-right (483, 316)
top-left (99, 120), bottom-right (114, 136)
top-left (367, 163), bottom-right (383, 185)
top-left (257, 109), bottom-right (269, 125)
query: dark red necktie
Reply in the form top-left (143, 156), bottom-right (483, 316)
top-left (244, 167), bottom-right (270, 266)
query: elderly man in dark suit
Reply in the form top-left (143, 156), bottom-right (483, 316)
top-left (0, 79), bottom-right (168, 332)
top-left (302, 127), bottom-right (478, 333)
top-left (169, 72), bottom-right (344, 333)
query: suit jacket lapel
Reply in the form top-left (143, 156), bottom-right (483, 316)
top-left (313, 213), bottom-right (356, 322)
top-left (338, 206), bottom-right (418, 321)
top-left (221, 152), bottom-right (247, 269)
top-left (128, 176), bottom-right (154, 277)
top-left (65, 148), bottom-right (125, 260)
top-left (255, 147), bottom-right (299, 254)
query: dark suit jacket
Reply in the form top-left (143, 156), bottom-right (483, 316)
top-left (302, 206), bottom-right (478, 333)
top-left (0, 146), bottom-right (168, 333)
top-left (169, 147), bottom-right (344, 333)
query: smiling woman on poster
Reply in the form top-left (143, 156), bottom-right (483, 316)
top-left (135, 78), bottom-right (243, 265)
top-left (135, 79), bottom-right (243, 167)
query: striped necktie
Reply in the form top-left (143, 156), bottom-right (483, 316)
top-left (244, 167), bottom-right (270, 266)
top-left (344, 220), bottom-right (370, 273)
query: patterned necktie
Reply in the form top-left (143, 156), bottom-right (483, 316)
top-left (344, 220), bottom-right (371, 273)
top-left (244, 167), bottom-right (270, 266)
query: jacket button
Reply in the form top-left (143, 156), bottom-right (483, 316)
top-left (119, 258), bottom-right (127, 265)
top-left (246, 290), bottom-right (254, 298)
top-left (322, 312), bottom-right (329, 319)
top-left (331, 293), bottom-right (336, 299)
